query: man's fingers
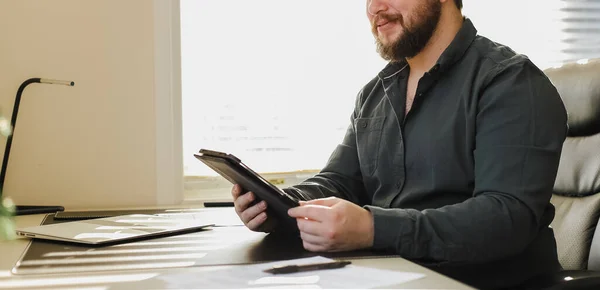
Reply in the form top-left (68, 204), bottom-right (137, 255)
top-left (296, 217), bottom-right (328, 236)
top-left (234, 191), bottom-right (255, 214)
top-left (246, 212), bottom-right (268, 231)
top-left (300, 231), bottom-right (327, 245)
top-left (302, 241), bottom-right (326, 252)
top-left (288, 204), bottom-right (330, 221)
top-left (231, 184), bottom-right (243, 199)
top-left (302, 197), bottom-right (340, 207)
top-left (241, 200), bottom-right (267, 224)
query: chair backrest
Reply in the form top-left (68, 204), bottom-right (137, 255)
top-left (544, 59), bottom-right (600, 270)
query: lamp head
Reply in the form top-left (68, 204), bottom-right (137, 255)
top-left (39, 79), bottom-right (75, 87)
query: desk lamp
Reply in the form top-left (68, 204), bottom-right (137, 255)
top-left (0, 78), bottom-right (74, 215)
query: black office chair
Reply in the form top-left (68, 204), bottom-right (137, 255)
top-left (521, 58), bottom-right (600, 290)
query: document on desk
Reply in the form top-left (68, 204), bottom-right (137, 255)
top-left (154, 256), bottom-right (425, 289)
top-left (154, 208), bottom-right (244, 227)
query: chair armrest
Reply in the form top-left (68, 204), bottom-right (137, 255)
top-left (588, 215), bottom-right (600, 271)
top-left (522, 270), bottom-right (600, 289)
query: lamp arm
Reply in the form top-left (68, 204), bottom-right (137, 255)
top-left (0, 78), bottom-right (42, 192)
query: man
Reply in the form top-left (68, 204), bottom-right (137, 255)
top-left (232, 0), bottom-right (568, 288)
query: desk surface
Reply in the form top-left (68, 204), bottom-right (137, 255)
top-left (0, 213), bottom-right (474, 289)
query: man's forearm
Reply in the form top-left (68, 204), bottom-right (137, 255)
top-left (284, 142), bottom-right (368, 205)
top-left (365, 193), bottom-right (544, 263)
top-left (284, 171), bottom-right (368, 205)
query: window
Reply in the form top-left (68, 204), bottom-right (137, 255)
top-left (559, 0), bottom-right (600, 62)
top-left (180, 0), bottom-right (386, 180)
top-left (180, 0), bottom-right (600, 200)
top-left (463, 0), bottom-right (600, 69)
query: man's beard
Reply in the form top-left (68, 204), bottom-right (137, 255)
top-left (372, 0), bottom-right (442, 62)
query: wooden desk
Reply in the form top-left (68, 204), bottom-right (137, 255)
top-left (0, 213), bottom-right (474, 289)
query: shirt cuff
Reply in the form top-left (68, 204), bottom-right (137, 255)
top-left (364, 205), bottom-right (411, 252)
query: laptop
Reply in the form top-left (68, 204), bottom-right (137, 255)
top-left (16, 214), bottom-right (214, 245)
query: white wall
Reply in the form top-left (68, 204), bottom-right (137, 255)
top-left (0, 0), bottom-right (183, 209)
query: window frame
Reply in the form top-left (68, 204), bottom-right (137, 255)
top-left (182, 170), bottom-right (318, 204)
top-left (154, 0), bottom-right (184, 205)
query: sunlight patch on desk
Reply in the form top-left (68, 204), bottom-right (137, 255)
top-left (12, 261), bottom-right (196, 275)
top-left (247, 285), bottom-right (322, 289)
top-left (0, 271), bottom-right (10, 278)
top-left (249, 275), bottom-right (320, 285)
top-left (95, 226), bottom-right (187, 230)
top-left (73, 232), bottom-right (137, 240)
top-left (113, 218), bottom-right (205, 224)
top-left (60, 287), bottom-right (108, 290)
top-left (43, 246), bottom-right (225, 257)
top-left (111, 239), bottom-right (226, 247)
top-left (0, 273), bottom-right (157, 289)
top-left (154, 211), bottom-right (245, 226)
top-left (20, 253), bottom-right (207, 266)
top-left (164, 232), bottom-right (239, 238)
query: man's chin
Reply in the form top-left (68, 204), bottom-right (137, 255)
top-left (377, 37), bottom-right (395, 48)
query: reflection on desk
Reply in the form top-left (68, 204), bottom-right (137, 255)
top-left (13, 212), bottom-right (398, 275)
top-left (0, 210), bottom-right (475, 289)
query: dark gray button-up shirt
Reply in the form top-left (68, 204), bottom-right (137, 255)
top-left (285, 18), bottom-right (567, 288)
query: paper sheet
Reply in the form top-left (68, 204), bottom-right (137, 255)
top-left (153, 256), bottom-right (425, 289)
top-left (155, 208), bottom-right (244, 227)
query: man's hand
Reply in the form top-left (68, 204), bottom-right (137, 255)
top-left (231, 184), bottom-right (277, 232)
top-left (287, 197), bottom-right (374, 252)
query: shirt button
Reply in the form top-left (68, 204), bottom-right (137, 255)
top-left (361, 122), bottom-right (368, 128)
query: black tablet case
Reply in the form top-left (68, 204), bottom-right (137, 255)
top-left (195, 150), bottom-right (300, 229)
top-left (12, 208), bottom-right (397, 275)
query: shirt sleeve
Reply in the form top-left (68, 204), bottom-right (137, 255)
top-left (365, 58), bottom-right (568, 263)
top-left (283, 90), bottom-right (370, 206)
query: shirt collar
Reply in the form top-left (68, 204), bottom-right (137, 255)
top-left (436, 17), bottom-right (477, 73)
top-left (378, 17), bottom-right (478, 79)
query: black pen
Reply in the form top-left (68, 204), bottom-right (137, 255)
top-left (263, 260), bottom-right (352, 274)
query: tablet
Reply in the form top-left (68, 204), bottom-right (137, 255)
top-left (16, 214), bottom-right (214, 245)
top-left (194, 149), bottom-right (300, 229)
